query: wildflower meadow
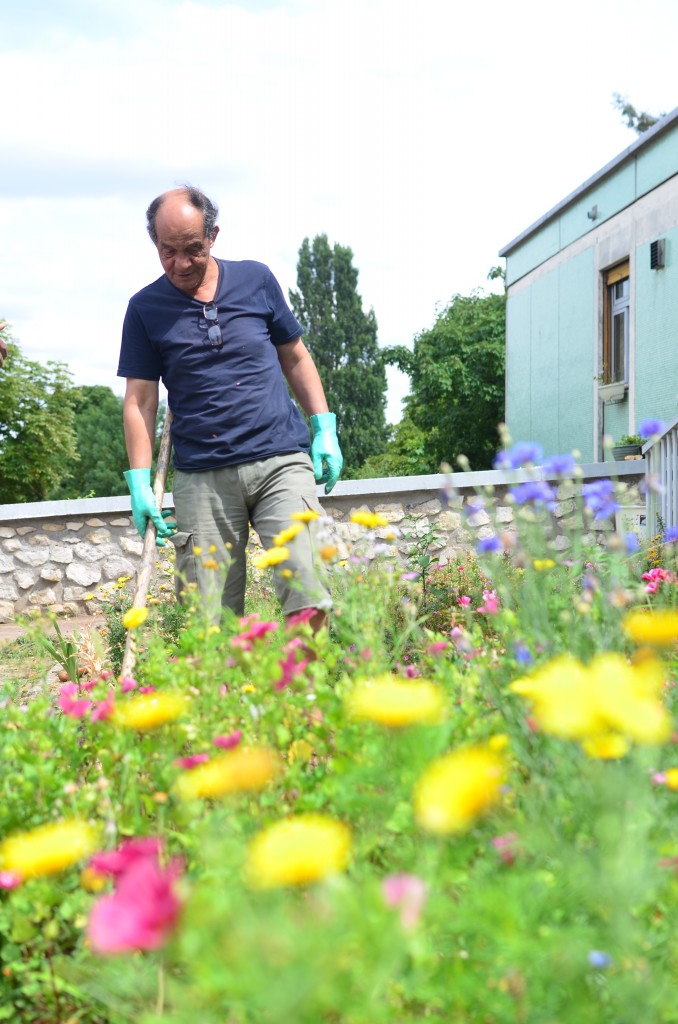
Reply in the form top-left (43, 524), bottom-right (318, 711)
top-left (3, 442), bottom-right (678, 1022)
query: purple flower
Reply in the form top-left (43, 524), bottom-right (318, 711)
top-left (509, 480), bottom-right (556, 508)
top-left (663, 525), bottom-right (678, 543)
top-left (476, 535), bottom-right (502, 554)
top-left (587, 950), bottom-right (612, 970)
top-left (494, 442), bottom-right (543, 470)
top-left (542, 453), bottom-right (576, 476)
top-left (638, 418), bottom-right (666, 438)
top-left (464, 497), bottom-right (485, 518)
top-left (581, 479), bottom-right (618, 520)
top-left (625, 532), bottom-right (640, 553)
top-left (513, 641), bottom-right (533, 665)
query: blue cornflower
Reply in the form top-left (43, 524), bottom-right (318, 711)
top-left (587, 950), bottom-right (612, 970)
top-left (625, 532), bottom-right (641, 554)
top-left (494, 442), bottom-right (543, 470)
top-left (581, 479), bottom-right (619, 520)
top-left (638, 418), bottom-right (667, 438)
top-left (513, 641), bottom-right (533, 665)
top-left (464, 497), bottom-right (485, 518)
top-left (509, 480), bottom-right (556, 508)
top-left (542, 453), bottom-right (577, 476)
top-left (663, 525), bottom-right (678, 543)
top-left (476, 535), bottom-right (502, 554)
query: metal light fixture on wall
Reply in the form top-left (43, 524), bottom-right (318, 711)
top-left (650, 239), bottom-right (665, 270)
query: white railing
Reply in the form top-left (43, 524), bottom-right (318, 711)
top-left (644, 412), bottom-right (678, 535)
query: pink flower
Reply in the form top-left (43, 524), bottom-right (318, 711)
top-left (426, 641), bottom-right (448, 657)
top-left (88, 855), bottom-right (183, 954)
top-left (381, 873), bottom-right (428, 929)
top-left (57, 683), bottom-right (92, 719)
top-left (81, 679), bottom-right (98, 691)
top-left (491, 832), bottom-right (520, 865)
top-left (274, 647), bottom-right (310, 691)
top-left (642, 567), bottom-right (674, 593)
top-left (89, 837), bottom-right (164, 878)
top-left (173, 753), bottom-right (210, 770)
top-left (231, 614), bottom-right (279, 651)
top-left (120, 676), bottom-right (137, 693)
top-left (91, 691), bottom-right (115, 722)
top-left (285, 608), bottom-right (316, 628)
top-left (477, 588), bottom-right (499, 614)
top-left (213, 729), bottom-right (242, 750)
top-left (0, 871), bottom-right (22, 889)
top-left (457, 595), bottom-right (471, 607)
top-left (139, 685), bottom-right (155, 694)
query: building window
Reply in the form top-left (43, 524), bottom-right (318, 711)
top-left (602, 260), bottom-right (629, 385)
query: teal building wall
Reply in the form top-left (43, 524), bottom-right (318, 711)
top-left (501, 109), bottom-right (678, 461)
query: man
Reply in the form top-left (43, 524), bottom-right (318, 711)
top-left (118, 186), bottom-right (342, 629)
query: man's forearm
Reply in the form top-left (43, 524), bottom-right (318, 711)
top-left (278, 339), bottom-right (329, 417)
top-left (123, 392), bottom-right (158, 468)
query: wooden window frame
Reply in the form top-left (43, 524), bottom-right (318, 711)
top-left (601, 260), bottom-right (630, 385)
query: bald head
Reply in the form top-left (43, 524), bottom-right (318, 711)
top-left (146, 186), bottom-right (219, 245)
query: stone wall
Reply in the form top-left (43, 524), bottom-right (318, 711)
top-left (0, 462), bottom-right (646, 623)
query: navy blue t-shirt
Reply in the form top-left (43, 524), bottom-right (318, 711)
top-left (117, 259), bottom-right (310, 472)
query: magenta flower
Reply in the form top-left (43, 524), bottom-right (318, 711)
top-left (173, 753), bottom-right (210, 770)
top-left (426, 641), bottom-right (448, 657)
top-left (274, 647), bottom-right (310, 691)
top-left (89, 837), bottom-right (164, 878)
top-left (231, 614), bottom-right (279, 651)
top-left (57, 683), bottom-right (92, 719)
top-left (0, 871), bottom-right (22, 889)
top-left (88, 855), bottom-right (183, 954)
top-left (381, 873), bottom-right (428, 929)
top-left (91, 691), bottom-right (115, 722)
top-left (139, 685), bottom-right (156, 694)
top-left (120, 676), bottom-right (137, 693)
top-left (285, 607), bottom-right (316, 628)
top-left (457, 594), bottom-right (471, 607)
top-left (477, 588), bottom-right (499, 614)
top-left (491, 832), bottom-right (520, 865)
top-left (213, 729), bottom-right (242, 750)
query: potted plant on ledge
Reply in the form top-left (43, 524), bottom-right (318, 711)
top-left (612, 433), bottom-right (643, 461)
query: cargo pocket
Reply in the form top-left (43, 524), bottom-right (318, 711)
top-left (170, 531), bottom-right (198, 596)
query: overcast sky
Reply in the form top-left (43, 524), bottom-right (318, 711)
top-left (1, 0), bottom-right (675, 422)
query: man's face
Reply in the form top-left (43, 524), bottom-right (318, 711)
top-left (154, 199), bottom-right (218, 294)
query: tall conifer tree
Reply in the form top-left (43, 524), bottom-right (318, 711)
top-left (289, 235), bottom-right (387, 475)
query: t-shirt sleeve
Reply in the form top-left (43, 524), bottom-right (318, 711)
top-left (264, 269), bottom-right (305, 346)
top-left (117, 302), bottom-right (163, 380)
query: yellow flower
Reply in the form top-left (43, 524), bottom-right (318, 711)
top-left (252, 547), bottom-right (290, 569)
top-left (273, 523), bottom-right (303, 547)
top-left (511, 653), bottom-right (671, 744)
top-left (114, 692), bottom-right (187, 731)
top-left (346, 676), bottom-right (445, 728)
top-left (241, 684), bottom-right (256, 694)
top-left (664, 768), bottom-right (678, 790)
top-left (246, 815), bottom-right (351, 888)
top-left (192, 546), bottom-right (203, 556)
top-left (83, 594), bottom-right (94, 602)
top-left (122, 606), bottom-right (149, 630)
top-left (288, 739), bottom-right (314, 763)
top-left (201, 558), bottom-right (220, 570)
top-left (291, 510), bottom-right (320, 523)
top-left (1, 820), bottom-right (98, 879)
top-left (581, 734), bottom-right (631, 759)
top-left (623, 610), bottom-right (678, 647)
top-left (281, 569), bottom-right (294, 579)
top-left (319, 544), bottom-right (339, 561)
top-left (414, 746), bottom-right (506, 833)
top-left (350, 510), bottom-right (389, 529)
top-left (175, 747), bottom-right (279, 800)
top-left (533, 559), bottom-right (555, 571)
top-left (488, 733), bottom-right (509, 752)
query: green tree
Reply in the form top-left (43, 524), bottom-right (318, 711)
top-left (289, 234), bottom-right (387, 476)
top-left (613, 93), bottom-right (664, 134)
top-left (383, 274), bottom-right (506, 474)
top-left (48, 385), bottom-right (129, 499)
top-left (0, 332), bottom-right (79, 503)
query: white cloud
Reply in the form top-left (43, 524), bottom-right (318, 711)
top-left (1, 0), bottom-right (676, 424)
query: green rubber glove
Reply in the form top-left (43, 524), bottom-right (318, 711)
top-left (310, 412), bottom-right (343, 494)
top-left (124, 469), bottom-right (176, 546)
